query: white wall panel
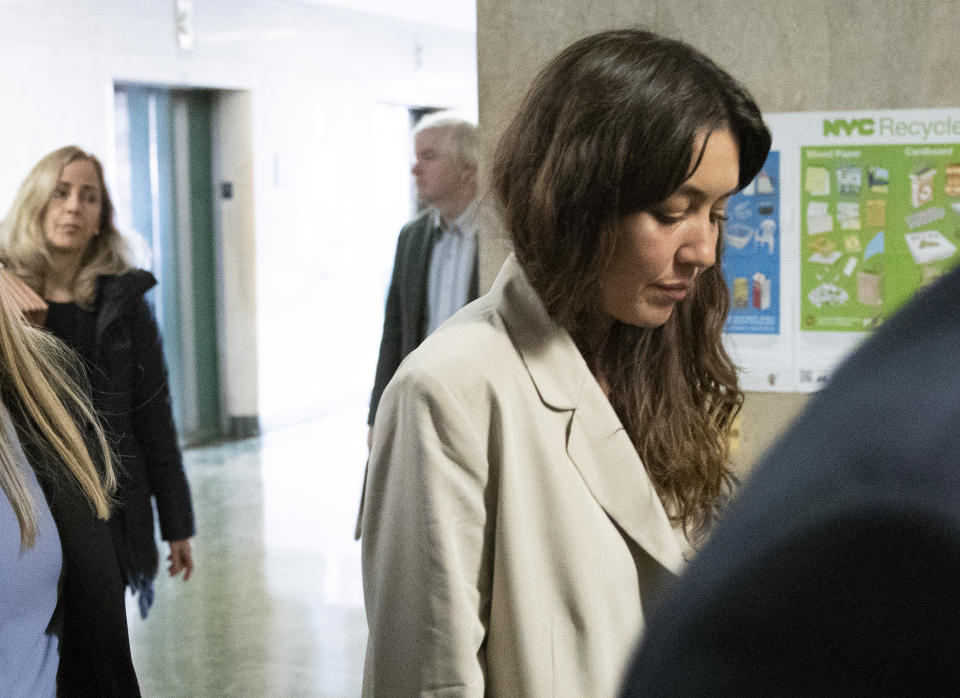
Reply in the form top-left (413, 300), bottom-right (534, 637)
top-left (0, 0), bottom-right (478, 430)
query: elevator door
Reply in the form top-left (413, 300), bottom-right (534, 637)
top-left (114, 84), bottom-right (222, 445)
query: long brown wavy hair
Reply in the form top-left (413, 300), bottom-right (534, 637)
top-left (0, 145), bottom-right (131, 307)
top-left (492, 29), bottom-right (771, 540)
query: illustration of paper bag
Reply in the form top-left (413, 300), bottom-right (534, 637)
top-left (856, 271), bottom-right (882, 306)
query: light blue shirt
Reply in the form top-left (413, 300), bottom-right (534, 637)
top-left (426, 202), bottom-right (479, 336)
top-left (0, 403), bottom-right (61, 698)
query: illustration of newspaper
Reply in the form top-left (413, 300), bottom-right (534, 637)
top-left (806, 201), bottom-right (833, 234)
top-left (805, 166), bottom-right (830, 196)
top-left (836, 166), bottom-right (862, 195)
top-left (904, 230), bottom-right (957, 265)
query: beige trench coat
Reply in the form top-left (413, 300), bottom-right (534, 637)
top-left (360, 255), bottom-right (684, 697)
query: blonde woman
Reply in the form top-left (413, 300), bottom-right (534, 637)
top-left (0, 146), bottom-right (195, 619)
top-left (0, 275), bottom-right (138, 695)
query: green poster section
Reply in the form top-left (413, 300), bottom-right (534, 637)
top-left (800, 144), bottom-right (960, 331)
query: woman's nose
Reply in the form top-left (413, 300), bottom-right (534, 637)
top-left (678, 216), bottom-right (717, 269)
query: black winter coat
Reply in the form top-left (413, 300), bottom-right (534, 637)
top-left (84, 271), bottom-right (195, 598)
top-left (39, 464), bottom-right (141, 696)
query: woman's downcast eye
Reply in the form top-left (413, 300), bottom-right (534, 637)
top-left (652, 211), bottom-right (684, 224)
top-left (651, 209), bottom-right (729, 225)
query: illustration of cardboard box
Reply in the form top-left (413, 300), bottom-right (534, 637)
top-left (904, 229), bottom-right (957, 265)
top-left (905, 206), bottom-right (945, 230)
top-left (910, 167), bottom-right (936, 208)
top-left (857, 271), bottom-right (882, 306)
top-left (946, 163), bottom-right (960, 197)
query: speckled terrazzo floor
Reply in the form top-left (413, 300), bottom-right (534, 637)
top-left (126, 409), bottom-right (368, 697)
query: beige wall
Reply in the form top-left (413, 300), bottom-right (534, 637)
top-left (476, 0), bottom-right (959, 473)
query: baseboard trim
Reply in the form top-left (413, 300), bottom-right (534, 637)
top-left (228, 415), bottom-right (261, 440)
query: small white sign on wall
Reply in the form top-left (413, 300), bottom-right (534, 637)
top-left (176, 0), bottom-right (194, 50)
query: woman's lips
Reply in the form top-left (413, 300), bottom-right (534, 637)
top-left (653, 284), bottom-right (691, 301)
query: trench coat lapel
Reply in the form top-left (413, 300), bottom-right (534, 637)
top-left (495, 255), bottom-right (684, 575)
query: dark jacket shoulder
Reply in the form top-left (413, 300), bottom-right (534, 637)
top-left (394, 210), bottom-right (438, 269)
top-left (94, 269), bottom-right (157, 333)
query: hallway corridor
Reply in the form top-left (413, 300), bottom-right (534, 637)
top-left (125, 409), bottom-right (369, 697)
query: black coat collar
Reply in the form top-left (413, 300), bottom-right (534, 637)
top-left (94, 269), bottom-right (157, 339)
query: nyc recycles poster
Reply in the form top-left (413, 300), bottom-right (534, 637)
top-left (722, 108), bottom-right (960, 392)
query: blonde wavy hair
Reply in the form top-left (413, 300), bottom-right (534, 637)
top-left (0, 276), bottom-right (116, 549)
top-left (0, 145), bottom-right (131, 306)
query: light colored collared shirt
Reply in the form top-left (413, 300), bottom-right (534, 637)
top-left (425, 201), bottom-right (478, 336)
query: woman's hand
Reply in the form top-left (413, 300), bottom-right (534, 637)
top-left (167, 539), bottom-right (194, 580)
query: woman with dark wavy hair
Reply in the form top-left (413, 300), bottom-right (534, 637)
top-left (361, 28), bottom-right (771, 696)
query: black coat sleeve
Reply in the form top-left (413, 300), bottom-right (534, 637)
top-left (126, 297), bottom-right (195, 542)
top-left (41, 476), bottom-right (140, 697)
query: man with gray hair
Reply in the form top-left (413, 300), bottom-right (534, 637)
top-left (367, 113), bottom-right (480, 447)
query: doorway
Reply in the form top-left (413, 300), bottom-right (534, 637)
top-left (113, 84), bottom-right (223, 445)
